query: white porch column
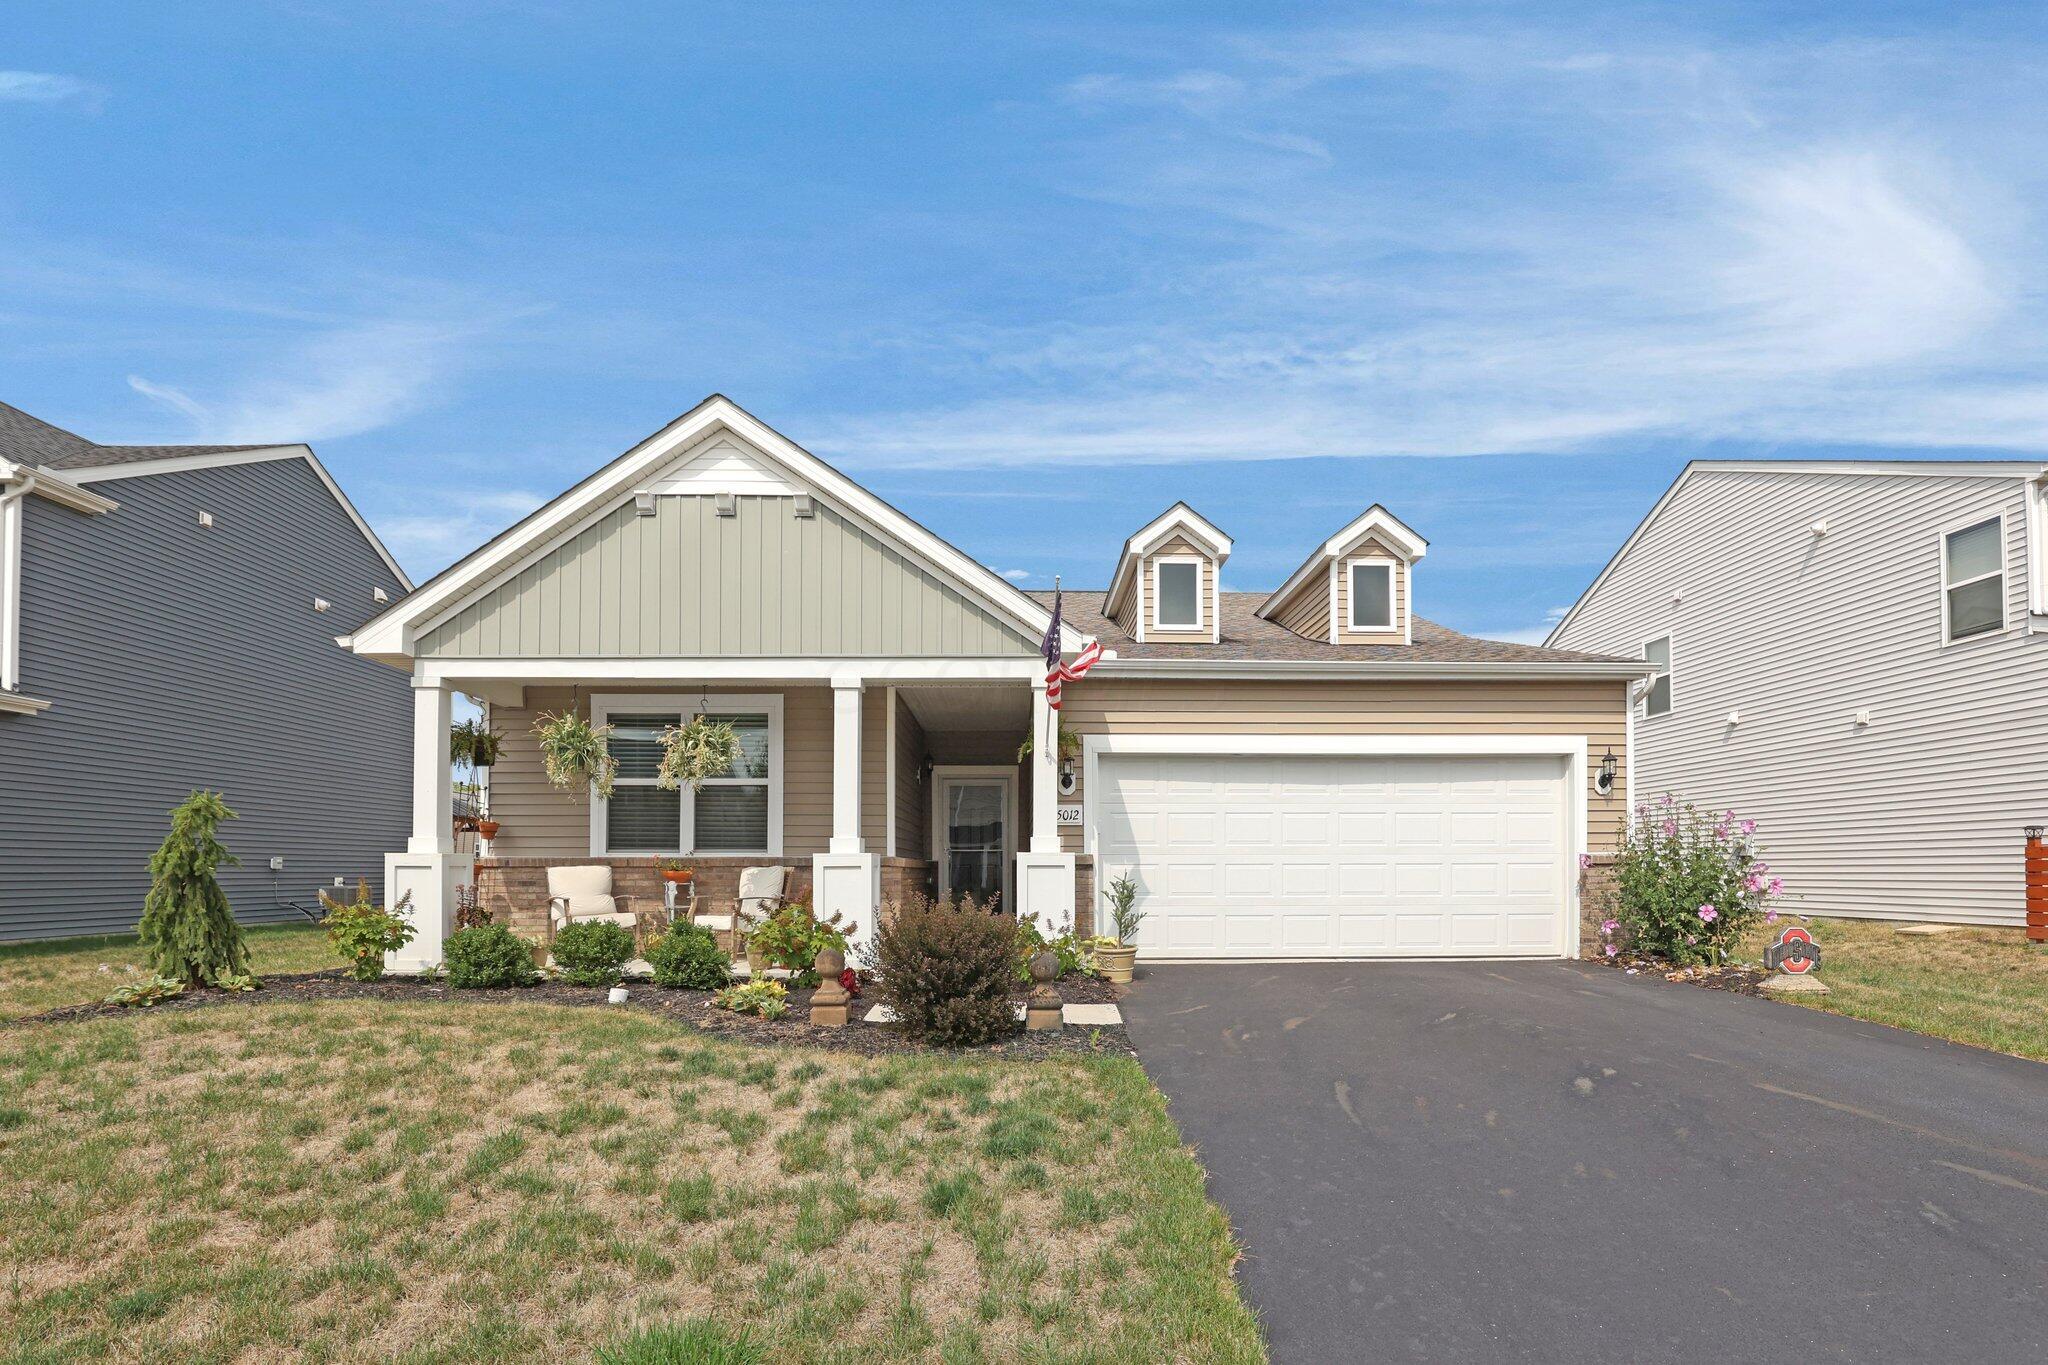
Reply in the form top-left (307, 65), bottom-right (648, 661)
top-left (386, 676), bottom-right (458, 974)
top-left (1017, 676), bottom-right (1077, 932)
top-left (816, 677), bottom-right (881, 957)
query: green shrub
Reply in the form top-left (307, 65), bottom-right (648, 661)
top-left (444, 925), bottom-right (539, 989)
top-left (136, 790), bottom-right (250, 987)
top-left (646, 923), bottom-right (730, 990)
top-left (714, 979), bottom-right (788, 1020)
top-left (1607, 796), bottom-right (1785, 966)
top-left (868, 894), bottom-right (1018, 1046)
top-left (1014, 917), bottom-right (1110, 980)
top-left (319, 879), bottom-right (416, 981)
top-left (552, 920), bottom-right (635, 987)
top-left (104, 974), bottom-right (188, 1008)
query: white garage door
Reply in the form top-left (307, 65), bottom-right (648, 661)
top-left (1094, 753), bottom-right (1571, 958)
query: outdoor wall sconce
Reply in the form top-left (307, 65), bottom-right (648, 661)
top-left (1058, 757), bottom-right (1078, 795)
top-left (1594, 747), bottom-right (1617, 795)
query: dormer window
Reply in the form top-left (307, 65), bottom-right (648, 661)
top-left (1348, 560), bottom-right (1393, 630)
top-left (1155, 558), bottom-right (1202, 629)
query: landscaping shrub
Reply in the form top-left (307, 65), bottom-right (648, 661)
top-left (319, 880), bottom-right (416, 981)
top-left (103, 974), bottom-right (188, 1008)
top-left (714, 979), bottom-right (788, 1019)
top-left (551, 920), bottom-right (635, 987)
top-left (1015, 916), bottom-right (1112, 980)
top-left (444, 924), bottom-right (539, 989)
top-left (868, 894), bottom-right (1018, 1045)
top-left (136, 790), bottom-right (251, 988)
top-left (1606, 795), bottom-right (1785, 966)
top-left (646, 922), bottom-right (730, 990)
top-left (747, 901), bottom-right (851, 984)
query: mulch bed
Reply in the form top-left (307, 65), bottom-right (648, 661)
top-left (10, 970), bottom-right (1135, 1059)
top-left (1589, 952), bottom-right (1768, 996)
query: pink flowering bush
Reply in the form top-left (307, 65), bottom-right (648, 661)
top-left (1606, 796), bottom-right (1782, 966)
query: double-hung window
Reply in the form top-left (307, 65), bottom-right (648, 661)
top-left (1349, 560), bottom-right (1394, 630)
top-left (1641, 636), bottom-right (1672, 717)
top-left (1153, 558), bottom-right (1202, 629)
top-left (1943, 516), bottom-right (2005, 643)
top-left (592, 694), bottom-right (781, 855)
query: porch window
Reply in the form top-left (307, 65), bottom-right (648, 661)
top-left (592, 694), bottom-right (782, 856)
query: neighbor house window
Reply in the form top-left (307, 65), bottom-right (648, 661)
top-left (1348, 560), bottom-right (1394, 630)
top-left (1642, 636), bottom-right (1672, 716)
top-left (592, 695), bottom-right (781, 855)
top-left (1154, 558), bottom-right (1202, 629)
top-left (1943, 516), bottom-right (2005, 642)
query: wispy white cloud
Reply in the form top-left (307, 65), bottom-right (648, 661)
top-left (1488, 605), bottom-right (1573, 645)
top-left (823, 26), bottom-right (2048, 467)
top-left (376, 488), bottom-right (547, 574)
top-left (0, 71), bottom-right (102, 105)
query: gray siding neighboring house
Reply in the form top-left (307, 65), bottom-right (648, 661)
top-left (1548, 461), bottom-right (2048, 927)
top-left (0, 403), bottom-right (411, 940)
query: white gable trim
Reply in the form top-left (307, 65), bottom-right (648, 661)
top-left (646, 435), bottom-right (800, 496)
top-left (1257, 504), bottom-right (1426, 623)
top-left (350, 395), bottom-right (1078, 662)
top-left (1543, 459), bottom-right (2048, 646)
top-left (61, 446), bottom-right (412, 589)
top-left (1104, 502), bottom-right (1233, 620)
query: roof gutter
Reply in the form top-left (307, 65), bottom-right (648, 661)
top-left (1091, 658), bottom-right (1652, 681)
top-left (1, 461), bottom-right (118, 516)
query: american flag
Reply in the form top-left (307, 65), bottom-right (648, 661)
top-left (1039, 583), bottom-right (1102, 710)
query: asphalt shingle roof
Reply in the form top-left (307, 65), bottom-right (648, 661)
top-left (1031, 589), bottom-right (1632, 664)
top-left (0, 400), bottom-right (281, 473)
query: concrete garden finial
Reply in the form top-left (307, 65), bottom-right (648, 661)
top-left (810, 946), bottom-right (851, 1027)
top-left (1026, 949), bottom-right (1063, 1030)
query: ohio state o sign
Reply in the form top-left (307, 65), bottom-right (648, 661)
top-left (1766, 925), bottom-right (1820, 975)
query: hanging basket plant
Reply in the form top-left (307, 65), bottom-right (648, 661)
top-left (450, 718), bottom-right (504, 769)
top-left (533, 710), bottom-right (617, 798)
top-left (1016, 721), bottom-right (1083, 764)
top-left (659, 717), bottom-right (741, 792)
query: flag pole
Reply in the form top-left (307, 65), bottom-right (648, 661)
top-left (1047, 575), bottom-right (1060, 755)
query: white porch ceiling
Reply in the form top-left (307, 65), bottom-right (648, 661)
top-left (899, 683), bottom-right (1031, 732)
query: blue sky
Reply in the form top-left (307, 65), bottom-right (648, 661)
top-left (7, 2), bottom-right (2048, 641)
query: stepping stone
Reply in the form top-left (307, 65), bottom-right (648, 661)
top-left (1062, 1003), bottom-right (1122, 1026)
top-left (862, 1004), bottom-right (898, 1024)
top-left (1762, 974), bottom-right (1831, 995)
top-left (1894, 923), bottom-right (1961, 936)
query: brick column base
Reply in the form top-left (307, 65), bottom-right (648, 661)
top-left (1578, 855), bottom-right (1620, 957)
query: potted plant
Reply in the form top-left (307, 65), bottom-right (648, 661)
top-left (450, 718), bottom-right (504, 770)
top-left (657, 858), bottom-right (694, 886)
top-left (1095, 872), bottom-right (1144, 983)
top-left (1015, 720), bottom-right (1083, 765)
top-left (533, 710), bottom-right (616, 797)
top-left (748, 901), bottom-right (852, 986)
top-left (658, 716), bottom-right (740, 791)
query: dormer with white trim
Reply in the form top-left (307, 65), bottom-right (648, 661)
top-left (1257, 505), bottom-right (1428, 646)
top-left (1103, 503), bottom-right (1232, 645)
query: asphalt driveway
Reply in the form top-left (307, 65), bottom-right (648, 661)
top-left (1122, 961), bottom-right (2048, 1364)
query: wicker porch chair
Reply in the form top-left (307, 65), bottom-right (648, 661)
top-left (544, 865), bottom-right (645, 954)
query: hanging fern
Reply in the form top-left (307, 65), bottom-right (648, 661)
top-left (533, 710), bottom-right (617, 798)
top-left (659, 717), bottom-right (741, 792)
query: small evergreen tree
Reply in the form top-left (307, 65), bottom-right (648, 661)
top-left (137, 790), bottom-right (250, 987)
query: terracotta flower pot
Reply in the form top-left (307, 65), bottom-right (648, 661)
top-left (659, 868), bottom-right (695, 885)
top-left (1095, 944), bottom-right (1136, 984)
top-left (476, 819), bottom-right (501, 840)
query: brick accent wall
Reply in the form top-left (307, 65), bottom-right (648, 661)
top-left (879, 858), bottom-right (936, 925)
top-left (474, 857), bottom-right (815, 940)
top-left (1074, 855), bottom-right (1096, 939)
top-left (1578, 854), bottom-right (1619, 957)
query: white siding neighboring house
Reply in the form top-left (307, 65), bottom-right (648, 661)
top-left (1548, 460), bottom-right (2048, 927)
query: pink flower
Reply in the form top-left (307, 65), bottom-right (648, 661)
top-left (1601, 919), bottom-right (1619, 935)
top-left (1686, 934), bottom-right (1698, 945)
top-left (1578, 853), bottom-right (1593, 870)
top-left (1765, 909), bottom-right (1779, 924)
top-left (1768, 878), bottom-right (1783, 896)
top-left (1661, 820), bottom-right (1678, 837)
top-left (1604, 943), bottom-right (1618, 957)
top-left (1698, 904), bottom-right (1718, 922)
top-left (1660, 794), bottom-right (1674, 806)
top-left (1740, 819), bottom-right (1757, 836)
top-left (1745, 873), bottom-right (1764, 893)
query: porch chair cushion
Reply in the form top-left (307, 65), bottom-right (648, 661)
top-left (736, 865), bottom-right (789, 923)
top-left (547, 865), bottom-right (630, 927)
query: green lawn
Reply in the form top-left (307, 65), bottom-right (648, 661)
top-left (1737, 917), bottom-right (2048, 1062)
top-left (0, 922), bottom-right (333, 1022)
top-left (0, 994), bottom-right (1263, 1361)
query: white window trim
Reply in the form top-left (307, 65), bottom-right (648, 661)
top-left (0, 485), bottom-right (21, 694)
top-left (1941, 513), bottom-right (2007, 645)
top-left (1640, 635), bottom-right (1673, 717)
top-left (588, 691), bottom-right (784, 857)
top-left (1346, 558), bottom-right (1396, 631)
top-left (1151, 555), bottom-right (1204, 631)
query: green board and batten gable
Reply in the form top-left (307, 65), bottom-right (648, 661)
top-left (416, 456), bottom-right (1042, 660)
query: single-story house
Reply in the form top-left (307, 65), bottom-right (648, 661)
top-left (344, 396), bottom-right (1644, 967)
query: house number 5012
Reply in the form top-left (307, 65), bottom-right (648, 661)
top-left (1056, 804), bottom-right (1084, 826)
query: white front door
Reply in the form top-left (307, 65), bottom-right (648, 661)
top-left (1093, 753), bottom-right (1571, 958)
top-left (934, 768), bottom-right (1016, 911)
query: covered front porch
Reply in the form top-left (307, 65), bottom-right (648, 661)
top-left (384, 662), bottom-right (1083, 972)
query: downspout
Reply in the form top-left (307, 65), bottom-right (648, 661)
top-left (0, 469), bottom-right (35, 694)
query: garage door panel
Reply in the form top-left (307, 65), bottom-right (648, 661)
top-left (1097, 752), bottom-right (1568, 959)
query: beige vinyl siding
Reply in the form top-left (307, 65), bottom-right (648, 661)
top-left (1108, 581), bottom-right (1139, 636)
top-left (1268, 572), bottom-right (1332, 641)
top-left (892, 691), bottom-right (931, 859)
top-left (1141, 534), bottom-right (1216, 641)
top-left (419, 494), bottom-right (1039, 659)
top-left (1055, 677), bottom-right (1629, 856)
top-left (486, 684), bottom-right (885, 860)
top-left (1550, 467), bottom-right (2043, 926)
top-left (1334, 536), bottom-right (1408, 645)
